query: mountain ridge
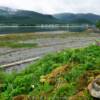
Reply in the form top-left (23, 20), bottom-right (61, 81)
top-left (0, 7), bottom-right (60, 25)
top-left (0, 7), bottom-right (100, 25)
top-left (53, 13), bottom-right (100, 24)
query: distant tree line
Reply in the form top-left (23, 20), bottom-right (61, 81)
top-left (96, 20), bottom-right (100, 29)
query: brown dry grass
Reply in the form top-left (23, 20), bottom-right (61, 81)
top-left (40, 64), bottom-right (69, 84)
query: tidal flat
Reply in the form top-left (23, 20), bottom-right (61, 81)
top-left (0, 31), bottom-right (100, 72)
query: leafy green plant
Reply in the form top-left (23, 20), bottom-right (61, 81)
top-left (0, 44), bottom-right (100, 99)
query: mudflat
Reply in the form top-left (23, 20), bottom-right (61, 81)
top-left (0, 31), bottom-right (100, 72)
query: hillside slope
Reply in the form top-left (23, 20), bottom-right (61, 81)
top-left (53, 13), bottom-right (100, 24)
top-left (0, 7), bottom-right (60, 25)
top-left (0, 44), bottom-right (100, 99)
top-left (1, 7), bottom-right (100, 25)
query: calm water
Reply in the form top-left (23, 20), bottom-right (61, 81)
top-left (0, 26), bottom-right (86, 34)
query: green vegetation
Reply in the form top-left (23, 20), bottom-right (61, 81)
top-left (0, 41), bottom-right (37, 48)
top-left (1, 7), bottom-right (100, 25)
top-left (0, 34), bottom-right (39, 48)
top-left (0, 7), bottom-right (61, 25)
top-left (0, 32), bottom-right (92, 48)
top-left (96, 20), bottom-right (100, 29)
top-left (0, 44), bottom-right (100, 99)
top-left (0, 31), bottom-right (95, 41)
top-left (54, 13), bottom-right (100, 24)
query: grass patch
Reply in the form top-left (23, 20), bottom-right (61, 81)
top-left (0, 32), bottom-right (89, 48)
top-left (0, 45), bottom-right (100, 99)
top-left (0, 41), bottom-right (37, 48)
top-left (0, 31), bottom-right (96, 41)
top-left (0, 31), bottom-right (98, 48)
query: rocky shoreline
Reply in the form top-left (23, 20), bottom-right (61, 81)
top-left (0, 32), bottom-right (100, 72)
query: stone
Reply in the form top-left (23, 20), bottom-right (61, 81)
top-left (88, 75), bottom-right (100, 99)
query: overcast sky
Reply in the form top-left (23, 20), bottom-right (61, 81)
top-left (0, 0), bottom-right (99, 14)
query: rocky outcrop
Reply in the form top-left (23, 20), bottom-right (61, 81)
top-left (88, 75), bottom-right (100, 99)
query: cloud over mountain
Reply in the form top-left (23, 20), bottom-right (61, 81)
top-left (0, 0), bottom-right (100, 14)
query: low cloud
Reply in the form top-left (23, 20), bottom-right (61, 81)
top-left (0, 0), bottom-right (100, 14)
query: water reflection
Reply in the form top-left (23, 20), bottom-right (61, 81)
top-left (0, 26), bottom-right (86, 34)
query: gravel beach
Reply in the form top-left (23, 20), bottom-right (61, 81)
top-left (0, 31), bottom-right (100, 72)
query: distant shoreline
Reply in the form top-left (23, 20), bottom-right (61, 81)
top-left (0, 25), bottom-right (86, 34)
top-left (0, 25), bottom-right (88, 28)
